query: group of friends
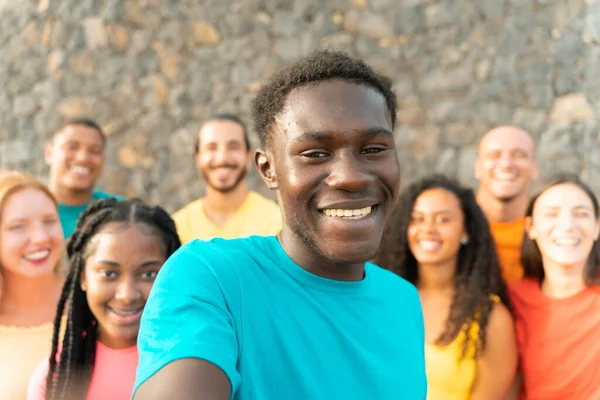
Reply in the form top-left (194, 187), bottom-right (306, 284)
top-left (0, 50), bottom-right (598, 400)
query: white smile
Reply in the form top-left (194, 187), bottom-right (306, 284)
top-left (71, 166), bottom-right (91, 175)
top-left (494, 172), bottom-right (518, 181)
top-left (23, 249), bottom-right (50, 261)
top-left (552, 238), bottom-right (580, 247)
top-left (322, 206), bottom-right (372, 219)
top-left (108, 307), bottom-right (143, 316)
top-left (417, 240), bottom-right (442, 251)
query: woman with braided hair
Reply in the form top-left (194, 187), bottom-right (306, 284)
top-left (375, 174), bottom-right (517, 400)
top-left (0, 171), bottom-right (65, 400)
top-left (27, 197), bottom-right (181, 400)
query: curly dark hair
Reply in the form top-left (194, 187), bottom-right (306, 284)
top-left (251, 49), bottom-right (397, 146)
top-left (45, 198), bottom-right (181, 400)
top-left (522, 172), bottom-right (600, 285)
top-left (375, 174), bottom-right (509, 359)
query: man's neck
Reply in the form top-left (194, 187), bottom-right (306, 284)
top-left (476, 189), bottom-right (528, 223)
top-left (278, 229), bottom-right (366, 282)
top-left (49, 181), bottom-right (94, 206)
top-left (202, 183), bottom-right (250, 226)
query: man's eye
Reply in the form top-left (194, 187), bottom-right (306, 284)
top-left (301, 151), bottom-right (329, 159)
top-left (361, 147), bottom-right (386, 155)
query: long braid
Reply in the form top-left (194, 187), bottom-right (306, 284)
top-left (45, 198), bottom-right (181, 399)
top-left (149, 205), bottom-right (182, 255)
top-left (46, 200), bottom-right (117, 400)
top-left (46, 272), bottom-right (73, 399)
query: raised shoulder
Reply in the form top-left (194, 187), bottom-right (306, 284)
top-left (488, 301), bottom-right (513, 334)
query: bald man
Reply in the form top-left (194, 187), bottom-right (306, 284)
top-left (475, 126), bottom-right (538, 284)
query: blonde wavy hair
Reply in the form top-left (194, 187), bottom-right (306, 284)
top-left (0, 170), bottom-right (66, 300)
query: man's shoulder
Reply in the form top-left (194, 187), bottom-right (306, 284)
top-left (92, 189), bottom-right (124, 201)
top-left (366, 263), bottom-right (419, 298)
top-left (172, 198), bottom-right (204, 218)
top-left (248, 191), bottom-right (279, 209)
top-left (176, 235), bottom-right (274, 268)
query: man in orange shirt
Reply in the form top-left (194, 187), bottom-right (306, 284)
top-left (475, 126), bottom-right (538, 284)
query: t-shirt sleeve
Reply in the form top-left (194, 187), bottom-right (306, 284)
top-left (27, 358), bottom-right (49, 400)
top-left (133, 242), bottom-right (241, 397)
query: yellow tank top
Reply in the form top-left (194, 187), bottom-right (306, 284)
top-left (425, 296), bottom-right (499, 400)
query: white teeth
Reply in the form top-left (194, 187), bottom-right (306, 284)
top-left (495, 172), bottom-right (517, 181)
top-left (71, 166), bottom-right (91, 175)
top-left (323, 206), bottom-right (372, 219)
top-left (553, 238), bottom-right (579, 247)
top-left (418, 240), bottom-right (441, 251)
top-left (110, 308), bottom-right (142, 316)
top-left (24, 250), bottom-right (50, 261)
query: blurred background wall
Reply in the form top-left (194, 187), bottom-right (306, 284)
top-left (0, 0), bottom-right (598, 211)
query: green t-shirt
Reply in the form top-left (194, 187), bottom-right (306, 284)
top-left (58, 189), bottom-right (123, 239)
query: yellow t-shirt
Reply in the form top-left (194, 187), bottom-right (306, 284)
top-left (425, 296), bottom-right (500, 400)
top-left (488, 218), bottom-right (525, 285)
top-left (0, 322), bottom-right (55, 400)
top-left (173, 191), bottom-right (282, 244)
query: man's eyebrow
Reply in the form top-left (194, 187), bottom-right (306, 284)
top-left (290, 127), bottom-right (393, 145)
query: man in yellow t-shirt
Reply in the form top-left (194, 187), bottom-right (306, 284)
top-left (475, 126), bottom-right (538, 284)
top-left (173, 114), bottom-right (282, 244)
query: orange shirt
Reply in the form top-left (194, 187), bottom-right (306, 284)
top-left (488, 218), bottom-right (525, 284)
top-left (508, 279), bottom-right (600, 400)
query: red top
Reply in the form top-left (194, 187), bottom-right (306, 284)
top-left (509, 278), bottom-right (600, 400)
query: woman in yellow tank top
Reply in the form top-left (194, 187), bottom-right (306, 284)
top-left (376, 175), bottom-right (517, 399)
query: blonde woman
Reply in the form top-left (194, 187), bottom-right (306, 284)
top-left (0, 171), bottom-right (65, 399)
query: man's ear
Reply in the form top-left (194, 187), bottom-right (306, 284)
top-left (474, 156), bottom-right (482, 181)
top-left (44, 142), bottom-right (54, 166)
top-left (194, 151), bottom-right (202, 170)
top-left (255, 148), bottom-right (278, 190)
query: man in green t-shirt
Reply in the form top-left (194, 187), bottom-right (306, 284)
top-left (45, 119), bottom-right (122, 238)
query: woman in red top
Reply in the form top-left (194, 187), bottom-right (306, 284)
top-left (509, 173), bottom-right (600, 400)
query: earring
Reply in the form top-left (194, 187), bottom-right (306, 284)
top-left (81, 283), bottom-right (87, 292)
top-left (460, 237), bottom-right (469, 245)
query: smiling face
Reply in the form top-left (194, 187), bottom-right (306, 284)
top-left (45, 124), bottom-right (105, 194)
top-left (0, 188), bottom-right (63, 278)
top-left (408, 188), bottom-right (467, 269)
top-left (196, 120), bottom-right (251, 194)
top-left (527, 183), bottom-right (600, 273)
top-left (81, 222), bottom-right (166, 349)
top-left (257, 79), bottom-right (401, 267)
top-left (475, 126), bottom-right (537, 202)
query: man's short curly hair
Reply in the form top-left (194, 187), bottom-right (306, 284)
top-left (251, 50), bottom-right (397, 146)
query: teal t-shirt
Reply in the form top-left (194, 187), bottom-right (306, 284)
top-left (134, 236), bottom-right (427, 399)
top-left (58, 189), bottom-right (123, 239)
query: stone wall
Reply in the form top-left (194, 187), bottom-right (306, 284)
top-left (0, 0), bottom-right (598, 212)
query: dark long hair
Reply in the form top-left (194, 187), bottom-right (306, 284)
top-left (375, 174), bottom-right (509, 358)
top-left (45, 198), bottom-right (181, 400)
top-left (521, 173), bottom-right (600, 285)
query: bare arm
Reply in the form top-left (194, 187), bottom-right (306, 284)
top-left (134, 358), bottom-right (231, 400)
top-left (470, 302), bottom-right (518, 400)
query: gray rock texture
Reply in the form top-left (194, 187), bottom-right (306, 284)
top-left (0, 0), bottom-right (599, 211)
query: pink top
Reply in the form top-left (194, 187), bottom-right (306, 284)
top-left (27, 341), bottom-right (139, 400)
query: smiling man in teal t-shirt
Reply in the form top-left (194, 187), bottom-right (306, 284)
top-left (134, 50), bottom-right (427, 400)
top-left (45, 119), bottom-right (123, 238)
